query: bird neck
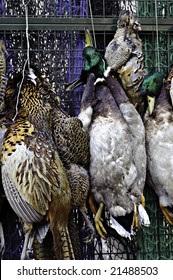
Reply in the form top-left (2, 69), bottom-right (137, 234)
top-left (80, 74), bottom-right (95, 109)
top-left (106, 76), bottom-right (129, 106)
top-left (114, 27), bottom-right (126, 41)
top-left (18, 90), bottom-right (51, 130)
top-left (156, 86), bottom-right (172, 109)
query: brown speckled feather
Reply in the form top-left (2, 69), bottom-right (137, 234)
top-left (1, 71), bottom-right (74, 259)
top-left (0, 40), bottom-right (8, 113)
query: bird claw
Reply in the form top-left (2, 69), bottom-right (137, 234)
top-left (95, 219), bottom-right (107, 239)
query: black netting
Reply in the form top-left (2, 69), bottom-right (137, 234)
top-left (0, 0), bottom-right (173, 260)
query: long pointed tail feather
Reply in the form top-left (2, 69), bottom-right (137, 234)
top-left (51, 223), bottom-right (75, 260)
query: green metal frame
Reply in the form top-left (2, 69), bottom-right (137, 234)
top-left (0, 17), bottom-right (173, 31)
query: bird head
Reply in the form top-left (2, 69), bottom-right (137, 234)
top-left (140, 71), bottom-right (164, 115)
top-left (82, 46), bottom-right (103, 72)
top-left (117, 10), bottom-right (141, 31)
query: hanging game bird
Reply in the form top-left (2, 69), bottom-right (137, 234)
top-left (0, 40), bottom-right (8, 113)
top-left (0, 68), bottom-right (75, 259)
top-left (78, 73), bottom-right (150, 239)
top-left (104, 10), bottom-right (147, 114)
top-left (141, 69), bottom-right (173, 224)
top-left (37, 74), bottom-right (95, 242)
top-left (65, 27), bottom-right (105, 92)
top-left (0, 39), bottom-right (8, 258)
top-left (13, 68), bottom-right (93, 259)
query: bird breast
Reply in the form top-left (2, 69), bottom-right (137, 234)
top-left (89, 114), bottom-right (139, 216)
top-left (145, 115), bottom-right (173, 207)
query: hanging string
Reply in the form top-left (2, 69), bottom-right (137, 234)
top-left (155, 0), bottom-right (160, 72)
top-left (88, 0), bottom-right (97, 48)
top-left (12, 0), bottom-right (30, 121)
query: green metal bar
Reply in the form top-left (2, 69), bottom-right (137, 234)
top-left (0, 17), bottom-right (173, 31)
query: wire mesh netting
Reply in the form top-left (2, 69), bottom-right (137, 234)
top-left (0, 0), bottom-right (173, 260)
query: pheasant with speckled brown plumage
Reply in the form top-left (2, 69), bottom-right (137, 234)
top-left (0, 68), bottom-right (74, 260)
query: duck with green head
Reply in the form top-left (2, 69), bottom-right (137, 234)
top-left (77, 72), bottom-right (150, 240)
top-left (140, 70), bottom-right (164, 116)
top-left (140, 69), bottom-right (173, 225)
top-left (65, 28), bottom-right (105, 92)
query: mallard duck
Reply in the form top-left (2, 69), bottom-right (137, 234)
top-left (141, 70), bottom-right (173, 224)
top-left (78, 73), bottom-right (150, 239)
top-left (66, 28), bottom-right (105, 92)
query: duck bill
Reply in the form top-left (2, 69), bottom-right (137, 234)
top-left (84, 27), bottom-right (94, 47)
top-left (147, 96), bottom-right (155, 116)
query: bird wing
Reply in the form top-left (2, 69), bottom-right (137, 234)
top-left (52, 114), bottom-right (90, 168)
top-left (2, 165), bottom-right (43, 223)
top-left (1, 119), bottom-right (69, 217)
top-left (105, 39), bottom-right (133, 71)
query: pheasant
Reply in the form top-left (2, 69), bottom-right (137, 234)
top-left (0, 40), bottom-right (8, 113)
top-left (0, 39), bottom-right (8, 258)
top-left (40, 75), bottom-right (95, 242)
top-left (21, 69), bottom-right (93, 259)
top-left (0, 68), bottom-right (74, 260)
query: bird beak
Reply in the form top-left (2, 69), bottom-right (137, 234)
top-left (133, 21), bottom-right (142, 31)
top-left (147, 95), bottom-right (155, 115)
top-left (84, 27), bottom-right (94, 47)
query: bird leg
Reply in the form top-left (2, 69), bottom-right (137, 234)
top-left (88, 195), bottom-right (107, 238)
top-left (160, 204), bottom-right (173, 225)
top-left (141, 194), bottom-right (145, 207)
top-left (88, 194), bottom-right (98, 215)
top-left (94, 202), bottom-right (107, 239)
top-left (21, 223), bottom-right (35, 260)
top-left (132, 203), bottom-right (140, 233)
top-left (79, 208), bottom-right (96, 243)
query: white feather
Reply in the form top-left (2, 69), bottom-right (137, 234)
top-left (138, 204), bottom-right (150, 227)
top-left (28, 68), bottom-right (37, 85)
top-left (78, 106), bottom-right (93, 131)
top-left (110, 215), bottom-right (131, 239)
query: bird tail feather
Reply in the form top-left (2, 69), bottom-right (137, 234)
top-left (51, 223), bottom-right (75, 260)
